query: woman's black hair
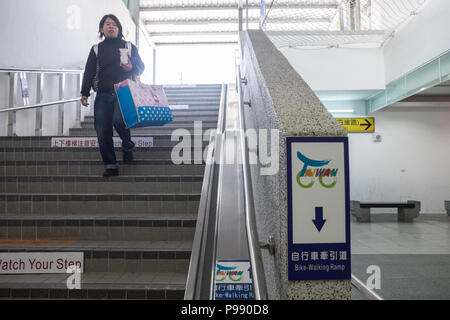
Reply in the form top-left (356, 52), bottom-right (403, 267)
top-left (98, 14), bottom-right (124, 39)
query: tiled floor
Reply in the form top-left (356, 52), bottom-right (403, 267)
top-left (351, 213), bottom-right (450, 299)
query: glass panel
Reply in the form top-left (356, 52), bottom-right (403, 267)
top-left (405, 59), bottom-right (440, 96)
top-left (369, 91), bottom-right (387, 113)
top-left (386, 77), bottom-right (406, 104)
top-left (440, 51), bottom-right (450, 81)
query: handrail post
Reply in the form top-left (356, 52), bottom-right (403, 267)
top-left (238, 2), bottom-right (243, 32)
top-left (35, 73), bottom-right (44, 136)
top-left (8, 72), bottom-right (18, 136)
top-left (75, 73), bottom-right (82, 128)
top-left (58, 73), bottom-right (65, 135)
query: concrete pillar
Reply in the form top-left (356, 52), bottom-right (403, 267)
top-left (239, 30), bottom-right (350, 300)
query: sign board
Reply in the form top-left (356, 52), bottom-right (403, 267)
top-left (51, 137), bottom-right (154, 148)
top-left (0, 252), bottom-right (84, 274)
top-left (287, 137), bottom-right (351, 281)
top-left (215, 260), bottom-right (254, 300)
top-left (337, 117), bottom-right (375, 133)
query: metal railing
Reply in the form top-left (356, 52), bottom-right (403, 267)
top-left (184, 84), bottom-right (227, 300)
top-left (236, 64), bottom-right (268, 300)
top-left (0, 67), bottom-right (84, 136)
top-left (351, 274), bottom-right (383, 300)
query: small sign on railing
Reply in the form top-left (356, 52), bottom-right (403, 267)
top-left (51, 137), bottom-right (154, 148)
top-left (215, 260), bottom-right (255, 300)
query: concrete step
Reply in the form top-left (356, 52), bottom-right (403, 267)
top-left (0, 240), bottom-right (191, 272)
top-left (0, 175), bottom-right (204, 194)
top-left (164, 87), bottom-right (221, 93)
top-left (0, 147), bottom-right (208, 161)
top-left (164, 90), bottom-right (221, 100)
top-left (0, 160), bottom-right (206, 176)
top-left (69, 126), bottom-right (217, 136)
top-left (0, 215), bottom-right (196, 243)
top-left (0, 193), bottom-right (201, 215)
top-left (0, 135), bottom-right (211, 148)
top-left (169, 102), bottom-right (221, 107)
top-left (0, 272), bottom-right (185, 299)
top-left (78, 121), bottom-right (218, 130)
top-left (0, 86), bottom-right (224, 300)
top-left (80, 118), bottom-right (218, 125)
top-left (167, 97), bottom-right (220, 102)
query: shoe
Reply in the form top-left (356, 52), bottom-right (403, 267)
top-left (123, 151), bottom-right (134, 164)
top-left (103, 168), bottom-right (119, 177)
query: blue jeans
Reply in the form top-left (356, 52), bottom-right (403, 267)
top-left (94, 92), bottom-right (135, 169)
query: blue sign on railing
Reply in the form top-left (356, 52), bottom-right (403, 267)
top-left (215, 260), bottom-right (254, 300)
top-left (287, 137), bottom-right (351, 281)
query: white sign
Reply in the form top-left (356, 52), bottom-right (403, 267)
top-left (215, 260), bottom-right (254, 300)
top-left (290, 142), bottom-right (347, 244)
top-left (287, 137), bottom-right (351, 281)
top-left (0, 252), bottom-right (84, 274)
top-left (51, 137), bottom-right (154, 148)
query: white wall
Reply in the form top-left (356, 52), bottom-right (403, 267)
top-left (349, 106), bottom-right (450, 213)
top-left (0, 0), bottom-right (136, 69)
top-left (0, 0), bottom-right (142, 136)
top-left (281, 47), bottom-right (385, 91)
top-left (383, 0), bottom-right (450, 83)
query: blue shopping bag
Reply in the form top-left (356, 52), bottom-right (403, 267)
top-left (114, 79), bottom-right (173, 129)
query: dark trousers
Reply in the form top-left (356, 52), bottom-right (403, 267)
top-left (94, 92), bottom-right (135, 169)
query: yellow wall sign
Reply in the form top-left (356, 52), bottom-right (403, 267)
top-left (336, 118), bottom-right (375, 133)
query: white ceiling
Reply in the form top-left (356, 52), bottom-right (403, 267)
top-left (139, 0), bottom-right (430, 47)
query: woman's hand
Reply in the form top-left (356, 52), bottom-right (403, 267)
top-left (81, 96), bottom-right (89, 107)
top-left (121, 61), bottom-right (133, 72)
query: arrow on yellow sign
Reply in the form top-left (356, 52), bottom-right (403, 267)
top-left (336, 117), bottom-right (375, 133)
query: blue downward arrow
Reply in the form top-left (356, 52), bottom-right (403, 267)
top-left (313, 207), bottom-right (326, 232)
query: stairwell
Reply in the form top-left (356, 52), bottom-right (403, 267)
top-left (0, 84), bottom-right (222, 299)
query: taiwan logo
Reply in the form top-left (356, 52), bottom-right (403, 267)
top-left (296, 151), bottom-right (338, 189)
top-left (215, 264), bottom-right (245, 282)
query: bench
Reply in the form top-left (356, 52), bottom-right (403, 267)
top-left (445, 201), bottom-right (450, 216)
top-left (350, 200), bottom-right (421, 222)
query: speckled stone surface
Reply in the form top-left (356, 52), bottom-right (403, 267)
top-left (240, 30), bottom-right (350, 300)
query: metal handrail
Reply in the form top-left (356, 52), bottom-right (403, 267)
top-left (0, 98), bottom-right (81, 113)
top-left (351, 274), bottom-right (384, 300)
top-left (0, 67), bottom-right (83, 74)
top-left (236, 64), bottom-right (269, 300)
top-left (1, 66), bottom-right (85, 136)
top-left (184, 84), bottom-right (227, 300)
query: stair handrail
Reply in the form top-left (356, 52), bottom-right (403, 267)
top-left (184, 84), bottom-right (227, 299)
top-left (0, 67), bottom-right (84, 113)
top-left (236, 64), bottom-right (269, 300)
top-left (0, 98), bottom-right (81, 113)
top-left (351, 274), bottom-right (383, 300)
top-left (0, 67), bottom-right (83, 74)
top-left (0, 67), bottom-right (85, 136)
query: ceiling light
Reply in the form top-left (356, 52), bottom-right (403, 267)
top-left (330, 109), bottom-right (354, 113)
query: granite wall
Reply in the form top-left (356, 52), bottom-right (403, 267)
top-left (239, 30), bottom-right (350, 300)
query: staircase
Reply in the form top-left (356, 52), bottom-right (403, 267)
top-left (0, 84), bottom-right (222, 299)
